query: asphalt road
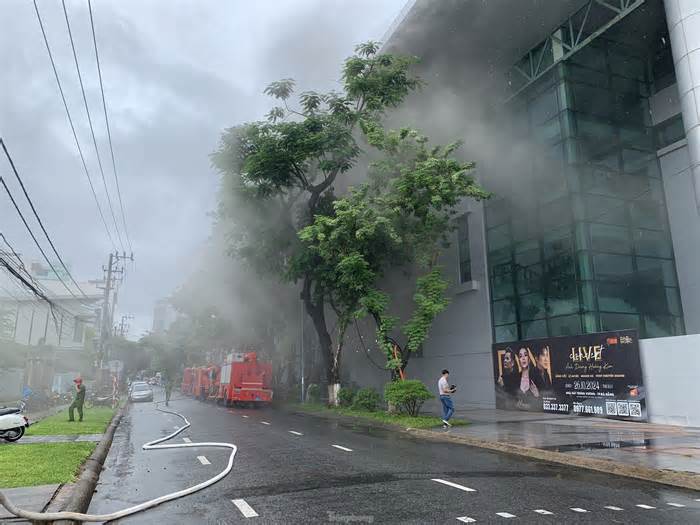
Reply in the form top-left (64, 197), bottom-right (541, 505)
top-left (88, 393), bottom-right (700, 524)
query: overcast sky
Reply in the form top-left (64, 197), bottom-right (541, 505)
top-left (0, 0), bottom-right (406, 339)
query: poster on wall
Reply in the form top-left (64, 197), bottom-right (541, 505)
top-left (492, 329), bottom-right (646, 422)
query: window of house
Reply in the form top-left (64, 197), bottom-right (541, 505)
top-left (457, 214), bottom-right (472, 283)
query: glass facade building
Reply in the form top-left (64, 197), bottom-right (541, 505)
top-left (486, 3), bottom-right (685, 342)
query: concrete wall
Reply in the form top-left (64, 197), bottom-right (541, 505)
top-left (340, 199), bottom-right (496, 411)
top-left (640, 334), bottom-right (700, 426)
top-left (0, 368), bottom-right (23, 402)
top-left (664, 0), bottom-right (700, 210)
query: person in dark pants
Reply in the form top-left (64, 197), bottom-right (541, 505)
top-left (164, 376), bottom-right (174, 406)
top-left (68, 377), bottom-right (86, 422)
top-left (438, 369), bottom-right (456, 428)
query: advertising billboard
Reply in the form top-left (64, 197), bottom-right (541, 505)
top-left (492, 330), bottom-right (646, 421)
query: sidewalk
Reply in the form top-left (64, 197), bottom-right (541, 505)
top-left (436, 406), bottom-right (700, 476)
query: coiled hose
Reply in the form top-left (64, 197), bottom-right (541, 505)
top-left (0, 401), bottom-right (237, 522)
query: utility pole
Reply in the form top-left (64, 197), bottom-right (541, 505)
top-left (98, 251), bottom-right (133, 367)
top-left (117, 314), bottom-right (134, 337)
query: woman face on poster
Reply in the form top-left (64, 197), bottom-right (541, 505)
top-left (518, 347), bottom-right (530, 371)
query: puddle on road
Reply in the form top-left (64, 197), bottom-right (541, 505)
top-left (542, 439), bottom-right (653, 452)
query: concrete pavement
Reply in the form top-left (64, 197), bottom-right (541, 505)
top-left (439, 407), bottom-right (700, 476)
top-left (87, 397), bottom-right (700, 523)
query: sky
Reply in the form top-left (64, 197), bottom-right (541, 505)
top-left (0, 0), bottom-right (407, 339)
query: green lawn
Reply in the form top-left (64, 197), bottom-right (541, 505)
top-left (28, 407), bottom-right (115, 436)
top-left (0, 442), bottom-right (96, 488)
top-left (291, 403), bottom-right (468, 429)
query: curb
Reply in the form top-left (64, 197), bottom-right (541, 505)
top-left (286, 406), bottom-right (700, 492)
top-left (54, 403), bottom-right (128, 524)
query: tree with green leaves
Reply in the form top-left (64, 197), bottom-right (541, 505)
top-left (298, 126), bottom-right (489, 381)
top-left (213, 42), bottom-right (421, 398)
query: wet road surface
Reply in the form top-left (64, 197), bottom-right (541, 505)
top-left (88, 394), bottom-right (700, 523)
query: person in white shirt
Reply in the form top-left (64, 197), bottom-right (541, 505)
top-left (438, 369), bottom-right (456, 427)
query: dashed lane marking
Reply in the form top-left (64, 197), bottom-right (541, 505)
top-left (533, 509), bottom-right (553, 515)
top-left (331, 444), bottom-right (353, 452)
top-left (667, 502), bottom-right (685, 507)
top-left (604, 506), bottom-right (623, 511)
top-left (232, 498), bottom-right (259, 518)
top-left (431, 479), bottom-right (476, 492)
top-left (197, 456), bottom-right (211, 465)
top-left (456, 517), bottom-right (476, 523)
top-left (288, 430), bottom-right (303, 436)
top-left (261, 421), bottom-right (271, 425)
top-left (182, 437), bottom-right (192, 443)
top-left (636, 504), bottom-right (655, 510)
top-left (241, 415), bottom-right (249, 418)
top-left (570, 508), bottom-right (588, 513)
top-left (495, 512), bottom-right (516, 518)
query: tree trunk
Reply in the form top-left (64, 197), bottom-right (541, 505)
top-left (301, 277), bottom-right (333, 396)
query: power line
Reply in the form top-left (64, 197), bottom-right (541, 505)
top-left (32, 0), bottom-right (117, 253)
top-left (61, 0), bottom-right (125, 253)
top-left (0, 254), bottom-right (60, 328)
top-left (88, 0), bottom-right (133, 254)
top-left (0, 138), bottom-right (90, 300)
top-left (0, 173), bottom-right (91, 306)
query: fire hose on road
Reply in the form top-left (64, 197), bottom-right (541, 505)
top-left (0, 401), bottom-right (238, 522)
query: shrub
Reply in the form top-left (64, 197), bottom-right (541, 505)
top-left (351, 387), bottom-right (381, 412)
top-left (384, 380), bottom-right (433, 416)
top-left (306, 383), bottom-right (320, 403)
top-left (337, 387), bottom-right (355, 407)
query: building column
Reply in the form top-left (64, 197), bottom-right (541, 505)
top-left (665, 0), bottom-right (700, 212)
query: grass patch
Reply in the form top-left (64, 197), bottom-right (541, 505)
top-left (290, 403), bottom-right (468, 429)
top-left (0, 442), bottom-right (96, 488)
top-left (28, 407), bottom-right (115, 436)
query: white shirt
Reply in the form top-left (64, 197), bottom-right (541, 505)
top-left (438, 376), bottom-right (450, 396)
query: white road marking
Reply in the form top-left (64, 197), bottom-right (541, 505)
top-left (431, 478), bottom-right (476, 492)
top-left (197, 456), bottom-right (211, 465)
top-left (667, 502), bottom-right (685, 507)
top-left (182, 437), bottom-right (192, 443)
top-left (241, 415), bottom-right (249, 418)
top-left (636, 504), bottom-right (655, 509)
top-left (604, 506), bottom-right (623, 511)
top-left (570, 508), bottom-right (588, 513)
top-left (288, 430), bottom-right (303, 436)
top-left (533, 509), bottom-right (553, 515)
top-left (331, 444), bottom-right (353, 452)
top-left (231, 498), bottom-right (258, 518)
top-left (261, 421), bottom-right (271, 425)
top-left (495, 512), bottom-right (516, 518)
top-left (456, 517), bottom-right (476, 523)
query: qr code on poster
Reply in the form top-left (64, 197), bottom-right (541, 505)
top-left (617, 401), bottom-right (630, 417)
top-left (606, 401), bottom-right (618, 415)
top-left (629, 402), bottom-right (642, 417)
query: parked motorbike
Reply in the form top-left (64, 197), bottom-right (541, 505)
top-left (0, 401), bottom-right (29, 442)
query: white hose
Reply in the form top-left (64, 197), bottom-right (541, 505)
top-left (0, 400), bottom-right (237, 523)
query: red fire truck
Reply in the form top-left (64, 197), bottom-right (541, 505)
top-left (216, 352), bottom-right (273, 406)
top-left (181, 368), bottom-right (194, 395)
top-left (192, 365), bottom-right (220, 401)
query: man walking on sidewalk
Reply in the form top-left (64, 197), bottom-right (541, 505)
top-left (68, 377), bottom-right (86, 422)
top-left (438, 369), bottom-right (456, 428)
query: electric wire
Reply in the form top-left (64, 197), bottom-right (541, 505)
top-left (0, 175), bottom-right (90, 308)
top-left (32, 0), bottom-right (117, 253)
top-left (61, 0), bottom-right (125, 253)
top-left (87, 0), bottom-right (133, 254)
top-left (0, 138), bottom-right (91, 301)
top-left (0, 401), bottom-right (238, 522)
